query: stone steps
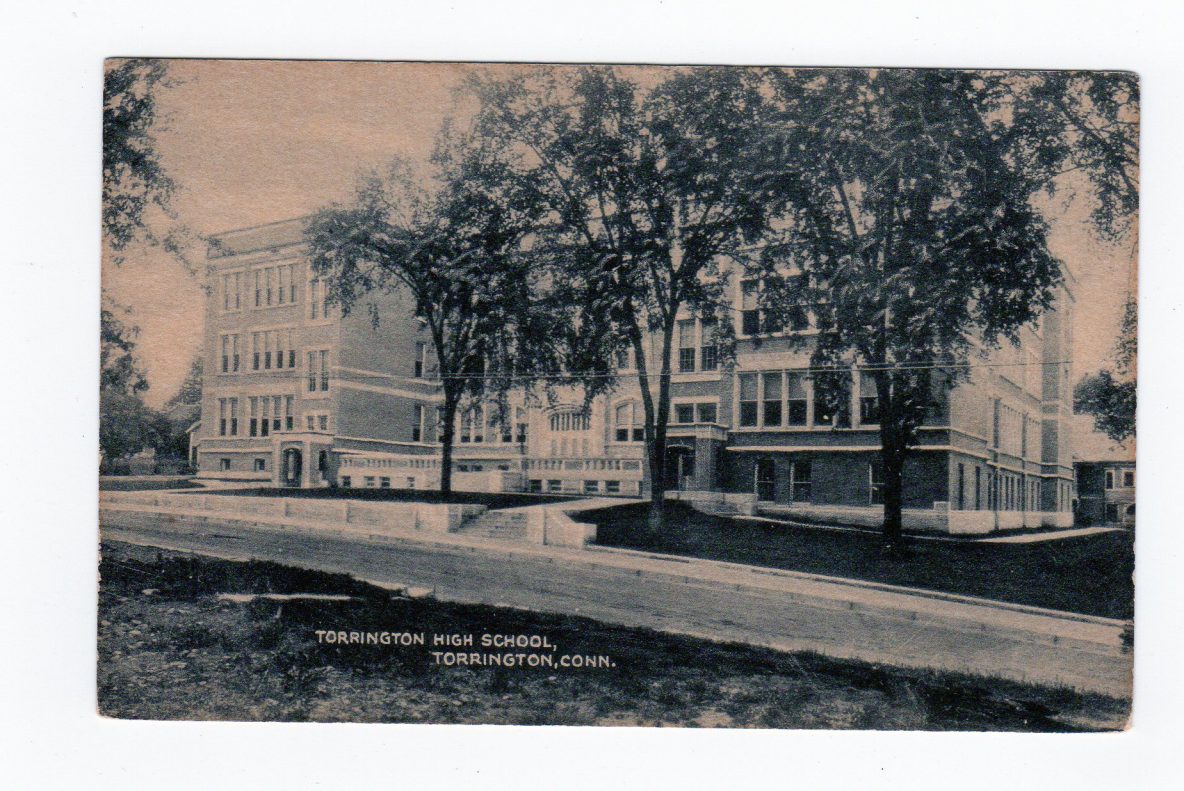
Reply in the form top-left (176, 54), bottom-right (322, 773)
top-left (456, 511), bottom-right (531, 542)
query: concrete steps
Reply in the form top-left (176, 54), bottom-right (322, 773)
top-left (456, 510), bottom-right (531, 542)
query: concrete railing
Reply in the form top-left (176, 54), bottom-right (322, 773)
top-left (100, 491), bottom-right (486, 535)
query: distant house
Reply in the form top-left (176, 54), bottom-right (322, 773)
top-left (1073, 416), bottom-right (1135, 526)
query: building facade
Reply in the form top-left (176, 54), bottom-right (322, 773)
top-left (195, 218), bottom-right (1076, 534)
top-left (1072, 417), bottom-right (1136, 527)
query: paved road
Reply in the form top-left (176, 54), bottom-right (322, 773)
top-left (100, 509), bottom-right (1132, 697)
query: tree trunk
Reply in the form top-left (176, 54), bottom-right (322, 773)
top-left (876, 373), bottom-right (907, 555)
top-left (645, 318), bottom-right (677, 534)
top-left (439, 389), bottom-right (459, 497)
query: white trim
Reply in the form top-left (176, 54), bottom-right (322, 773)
top-left (335, 379), bottom-right (444, 402)
top-left (727, 445), bottom-right (991, 460)
top-left (335, 435), bottom-right (440, 449)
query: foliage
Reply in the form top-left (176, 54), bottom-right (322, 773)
top-left (101, 304), bottom-right (149, 395)
top-left (103, 58), bottom-right (187, 265)
top-left (468, 66), bottom-right (771, 522)
top-left (305, 132), bottom-right (550, 494)
top-left (1074, 296), bottom-right (1136, 442)
top-left (752, 68), bottom-right (1067, 546)
top-left (994, 71), bottom-right (1139, 241)
top-left (166, 356), bottom-right (204, 408)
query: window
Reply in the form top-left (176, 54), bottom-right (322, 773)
top-left (309, 278), bottom-right (330, 320)
top-left (1122, 469), bottom-right (1135, 488)
top-left (254, 270), bottom-right (263, 307)
top-left (605, 480), bottom-right (621, 494)
top-left (975, 467), bottom-right (982, 510)
top-left (284, 396), bottom-right (294, 431)
top-left (254, 458), bottom-right (266, 472)
top-left (678, 319), bottom-right (696, 372)
top-left (271, 395), bottom-right (283, 433)
top-left (228, 398), bottom-right (238, 436)
top-left (548, 480), bottom-right (562, 493)
top-left (529, 479), bottom-right (543, 493)
top-left (785, 274), bottom-right (810, 331)
top-left (869, 462), bottom-right (885, 505)
top-left (249, 397), bottom-right (258, 437)
top-left (278, 265), bottom-right (289, 304)
top-left (380, 477), bottom-right (391, 489)
top-left (218, 398), bottom-right (228, 436)
top-left (515, 407), bottom-right (528, 444)
top-left (739, 374), bottom-right (758, 427)
top-left (957, 463), bottom-right (965, 510)
top-left (221, 335), bottom-right (231, 373)
top-left (364, 476), bottom-right (376, 488)
top-left (222, 272), bottom-right (242, 311)
top-left (318, 414), bottom-right (329, 431)
top-left (615, 348), bottom-right (632, 370)
top-left (700, 320), bottom-right (717, 371)
top-left (789, 461), bottom-right (811, 503)
top-left (414, 342), bottom-right (426, 378)
top-left (252, 332), bottom-right (261, 370)
top-left (1105, 470), bottom-right (1114, 490)
top-left (549, 410), bottom-right (590, 432)
top-left (859, 371), bottom-right (880, 425)
top-left (584, 480), bottom-right (599, 494)
top-left (697, 403), bottom-right (717, 424)
top-left (676, 404), bottom-right (695, 424)
top-left (259, 396), bottom-right (270, 437)
top-left (787, 373), bottom-right (807, 425)
top-left (264, 267), bottom-right (274, 306)
top-left (1105, 503), bottom-right (1120, 523)
top-left (219, 458), bottom-right (231, 471)
top-left (461, 406), bottom-right (484, 443)
top-left (614, 402), bottom-right (644, 442)
top-left (319, 350), bottom-right (329, 391)
top-left (741, 280), bottom-right (761, 336)
top-left (308, 350), bottom-right (329, 392)
top-left (763, 372), bottom-right (782, 427)
top-left (412, 404), bottom-right (424, 442)
top-left (341, 476), bottom-right (352, 488)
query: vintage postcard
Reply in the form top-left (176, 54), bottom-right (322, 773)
top-left (99, 60), bottom-right (1136, 729)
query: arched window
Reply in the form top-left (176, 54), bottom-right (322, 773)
top-left (614, 402), bottom-right (644, 442)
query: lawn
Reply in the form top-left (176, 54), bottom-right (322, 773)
top-left (586, 502), bottom-right (1134, 620)
top-left (97, 542), bottom-right (1127, 729)
top-left (100, 476), bottom-right (204, 491)
top-left (187, 486), bottom-right (574, 510)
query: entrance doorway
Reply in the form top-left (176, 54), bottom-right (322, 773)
top-left (755, 458), bottom-right (776, 502)
top-left (665, 445), bottom-right (695, 491)
top-left (282, 448), bottom-right (303, 487)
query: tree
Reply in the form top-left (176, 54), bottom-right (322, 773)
top-left (100, 303), bottom-right (159, 464)
top-left (1075, 296), bottom-right (1136, 442)
top-left (468, 66), bottom-right (770, 529)
top-left (305, 137), bottom-right (549, 495)
top-left (753, 69), bottom-right (1065, 551)
top-left (103, 58), bottom-right (185, 265)
top-left (166, 356), bottom-right (203, 409)
top-left (998, 71), bottom-right (1139, 241)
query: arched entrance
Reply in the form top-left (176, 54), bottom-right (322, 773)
top-left (282, 448), bottom-right (303, 487)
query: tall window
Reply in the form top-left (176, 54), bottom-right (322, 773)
top-left (738, 374), bottom-right (758, 427)
top-left (271, 395), bottom-right (283, 433)
top-left (309, 279), bottom-right (330, 320)
top-left (615, 348), bottom-right (631, 370)
top-left (869, 461), bottom-right (885, 505)
top-left (1122, 469), bottom-right (1135, 488)
top-left (253, 270), bottom-right (262, 308)
top-left (307, 351), bottom-right (317, 392)
top-left (678, 319), bottom-right (696, 373)
top-left (284, 396), bottom-right (294, 431)
top-left (787, 373), bottom-right (807, 425)
top-left (697, 403), bottom-right (717, 424)
top-left (957, 463), bottom-right (966, 510)
top-left (859, 371), bottom-right (880, 425)
top-left (264, 267), bottom-right (274, 306)
top-left (221, 335), bottom-right (231, 373)
top-left (307, 350), bottom-right (329, 391)
top-left (222, 272), bottom-right (241, 311)
top-left (676, 404), bottom-right (695, 424)
top-left (252, 332), bottom-right (262, 370)
top-left (975, 467), bottom-right (982, 510)
top-left (786, 274), bottom-right (810, 331)
top-left (412, 404), bottom-right (424, 442)
top-left (248, 397), bottom-right (258, 437)
top-left (259, 396), bottom-right (270, 437)
top-left (218, 399), bottom-right (228, 436)
top-left (413, 342), bottom-right (426, 378)
top-left (278, 265), bottom-right (289, 304)
top-left (614, 402), bottom-right (644, 442)
top-left (789, 461), bottom-right (811, 503)
top-left (700, 320), bottom-right (717, 371)
top-left (741, 281), bottom-right (761, 336)
top-left (461, 406), bottom-right (483, 443)
top-left (1105, 470), bottom-right (1115, 489)
top-left (763, 372), bottom-right (782, 427)
top-left (515, 407), bottom-right (528, 444)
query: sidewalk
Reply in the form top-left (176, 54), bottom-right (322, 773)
top-left (99, 493), bottom-right (1132, 696)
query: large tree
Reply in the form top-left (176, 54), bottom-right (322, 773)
top-left (305, 135), bottom-right (551, 495)
top-left (103, 58), bottom-right (184, 265)
top-left (468, 66), bottom-right (770, 528)
top-left (1075, 296), bottom-right (1136, 442)
top-left (100, 303), bottom-right (159, 464)
top-left (753, 69), bottom-right (1066, 551)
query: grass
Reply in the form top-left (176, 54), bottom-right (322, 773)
top-left (586, 502), bottom-right (1134, 620)
top-left (97, 541), bottom-right (1128, 729)
top-left (189, 486), bottom-right (574, 510)
top-left (100, 477), bottom-right (204, 491)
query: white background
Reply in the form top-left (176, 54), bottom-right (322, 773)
top-left (1, 1), bottom-right (1181, 788)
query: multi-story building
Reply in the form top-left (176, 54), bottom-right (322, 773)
top-left (1073, 417), bottom-right (1136, 527)
top-left (195, 218), bottom-right (1076, 534)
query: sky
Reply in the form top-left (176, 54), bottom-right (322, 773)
top-left (103, 60), bottom-right (1137, 410)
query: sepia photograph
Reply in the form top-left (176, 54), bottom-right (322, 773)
top-left (96, 58), bottom-right (1138, 731)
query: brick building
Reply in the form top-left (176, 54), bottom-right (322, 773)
top-left (1073, 417), bottom-right (1136, 526)
top-left (194, 217), bottom-right (1076, 534)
